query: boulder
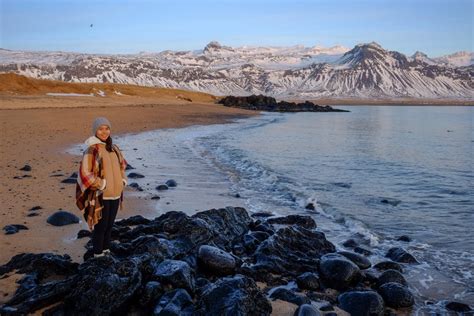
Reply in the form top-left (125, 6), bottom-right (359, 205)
top-left (373, 261), bottom-right (403, 272)
top-left (243, 231), bottom-right (270, 252)
top-left (378, 282), bottom-right (414, 308)
top-left (165, 179), bottom-right (178, 187)
top-left (3, 224), bottom-right (28, 235)
top-left (197, 245), bottom-right (237, 276)
top-left (319, 254), bottom-right (360, 290)
top-left (153, 288), bottom-right (194, 315)
top-left (47, 211), bottom-right (79, 226)
top-left (128, 172), bottom-right (145, 179)
top-left (338, 291), bottom-right (385, 316)
top-left (196, 274), bottom-right (271, 315)
top-left (377, 269), bottom-right (407, 287)
top-left (385, 247), bottom-right (418, 264)
top-left (20, 164), bottom-right (32, 171)
top-left (254, 225), bottom-right (335, 275)
top-left (77, 230), bottom-right (91, 239)
top-left (342, 239), bottom-right (358, 248)
top-left (0, 253), bottom-right (78, 278)
top-left (337, 251), bottom-right (371, 269)
top-left (129, 182), bottom-right (144, 191)
top-left (1, 277), bottom-right (76, 314)
top-left (294, 304), bottom-right (321, 316)
top-left (445, 301), bottom-right (472, 312)
top-left (269, 287), bottom-right (311, 306)
top-left (296, 272), bottom-right (320, 291)
top-left (354, 246), bottom-right (372, 256)
top-left (64, 256), bottom-right (141, 314)
top-left (153, 259), bottom-right (195, 293)
top-left (396, 235), bottom-right (412, 242)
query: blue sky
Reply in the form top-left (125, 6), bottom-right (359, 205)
top-left (1, 0), bottom-right (472, 57)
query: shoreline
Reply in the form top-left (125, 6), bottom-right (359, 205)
top-left (287, 98), bottom-right (474, 106)
top-left (0, 100), bottom-right (258, 267)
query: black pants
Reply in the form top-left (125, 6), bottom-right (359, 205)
top-left (92, 199), bottom-right (119, 254)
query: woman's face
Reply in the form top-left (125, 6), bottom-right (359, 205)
top-left (96, 125), bottom-right (111, 142)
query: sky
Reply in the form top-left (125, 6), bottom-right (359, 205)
top-left (1, 0), bottom-right (472, 57)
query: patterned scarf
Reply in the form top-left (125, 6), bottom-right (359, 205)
top-left (75, 144), bottom-right (127, 230)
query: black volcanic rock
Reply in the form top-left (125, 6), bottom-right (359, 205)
top-left (152, 259), bottom-right (195, 292)
top-left (197, 245), bottom-right (237, 276)
top-left (296, 272), bottom-right (321, 290)
top-left (47, 211), bottom-right (79, 226)
top-left (445, 301), bottom-right (472, 312)
top-left (156, 184), bottom-right (169, 191)
top-left (19, 164), bottom-right (32, 171)
top-left (269, 287), bottom-right (311, 306)
top-left (377, 269), bottom-right (407, 287)
top-left (337, 251), bottom-right (371, 269)
top-left (3, 224), bottom-right (28, 235)
top-left (218, 95), bottom-right (349, 112)
top-left (196, 274), bottom-right (271, 315)
top-left (153, 288), bottom-right (194, 315)
top-left (319, 253), bottom-right (361, 290)
top-left (77, 230), bottom-right (91, 239)
top-left (165, 179), bottom-right (178, 187)
top-left (64, 256), bottom-right (141, 315)
top-left (0, 253), bottom-right (78, 277)
top-left (378, 282), bottom-right (414, 308)
top-left (0, 206), bottom-right (466, 315)
top-left (295, 304), bottom-right (322, 316)
top-left (338, 290), bottom-right (385, 316)
top-left (386, 247), bottom-right (418, 264)
top-left (266, 214), bottom-right (316, 229)
top-left (128, 172), bottom-right (145, 179)
top-left (252, 225), bottom-right (336, 276)
top-left (373, 261), bottom-right (403, 272)
top-left (138, 281), bottom-right (164, 307)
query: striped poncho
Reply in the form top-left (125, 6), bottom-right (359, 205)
top-left (75, 143), bottom-right (127, 230)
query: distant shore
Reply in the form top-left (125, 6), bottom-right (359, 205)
top-left (289, 97), bottom-right (474, 106)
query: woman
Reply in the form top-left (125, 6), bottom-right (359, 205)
top-left (76, 117), bottom-right (128, 258)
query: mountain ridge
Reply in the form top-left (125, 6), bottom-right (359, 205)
top-left (0, 42), bottom-right (472, 99)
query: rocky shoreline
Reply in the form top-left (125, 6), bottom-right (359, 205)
top-left (217, 95), bottom-right (350, 112)
top-left (1, 207), bottom-right (472, 315)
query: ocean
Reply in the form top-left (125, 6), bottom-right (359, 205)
top-left (68, 105), bottom-right (474, 310)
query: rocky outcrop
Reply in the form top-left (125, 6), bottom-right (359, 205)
top-left (0, 207), bottom-right (468, 315)
top-left (218, 95), bottom-right (349, 112)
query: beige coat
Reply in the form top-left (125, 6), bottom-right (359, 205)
top-left (84, 136), bottom-right (127, 200)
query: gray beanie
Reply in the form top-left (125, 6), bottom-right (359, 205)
top-left (92, 117), bottom-right (111, 135)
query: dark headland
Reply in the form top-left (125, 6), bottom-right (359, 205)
top-left (218, 95), bottom-right (350, 112)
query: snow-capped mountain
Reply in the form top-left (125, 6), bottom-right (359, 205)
top-left (433, 51), bottom-right (474, 68)
top-left (0, 42), bottom-right (472, 99)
